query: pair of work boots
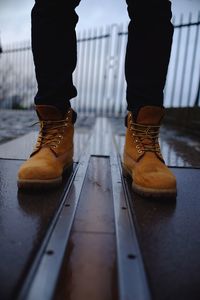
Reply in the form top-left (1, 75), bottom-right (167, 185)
top-left (18, 105), bottom-right (177, 198)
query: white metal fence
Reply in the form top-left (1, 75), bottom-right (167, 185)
top-left (0, 12), bottom-right (200, 115)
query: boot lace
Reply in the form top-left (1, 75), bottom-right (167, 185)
top-left (31, 118), bottom-right (70, 150)
top-left (130, 121), bottom-right (161, 154)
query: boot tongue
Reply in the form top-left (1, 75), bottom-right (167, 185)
top-left (36, 105), bottom-right (64, 121)
top-left (136, 106), bottom-right (165, 125)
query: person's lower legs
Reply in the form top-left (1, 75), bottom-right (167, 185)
top-left (125, 0), bottom-right (174, 114)
top-left (123, 1), bottom-right (176, 198)
top-left (18, 0), bottom-right (80, 189)
top-left (31, 0), bottom-right (81, 110)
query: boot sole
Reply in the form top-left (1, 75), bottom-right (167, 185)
top-left (122, 164), bottom-right (177, 199)
top-left (17, 162), bottom-right (73, 190)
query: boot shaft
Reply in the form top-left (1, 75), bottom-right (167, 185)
top-left (124, 106), bottom-right (165, 163)
top-left (31, 105), bottom-right (76, 157)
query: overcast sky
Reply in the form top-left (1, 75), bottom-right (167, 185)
top-left (0, 0), bottom-right (200, 44)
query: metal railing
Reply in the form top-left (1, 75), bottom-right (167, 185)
top-left (0, 12), bottom-right (200, 115)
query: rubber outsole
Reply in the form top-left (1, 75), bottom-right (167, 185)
top-left (17, 177), bottom-right (62, 190)
top-left (122, 164), bottom-right (177, 199)
top-left (17, 163), bottom-right (73, 190)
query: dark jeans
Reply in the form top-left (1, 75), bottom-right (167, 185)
top-left (31, 0), bottom-right (174, 112)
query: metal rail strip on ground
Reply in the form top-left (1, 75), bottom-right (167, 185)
top-left (90, 117), bottom-right (152, 300)
top-left (17, 153), bottom-right (91, 300)
top-left (110, 153), bottom-right (151, 300)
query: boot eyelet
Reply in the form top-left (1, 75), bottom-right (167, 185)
top-left (138, 150), bottom-right (143, 154)
top-left (136, 145), bottom-right (140, 149)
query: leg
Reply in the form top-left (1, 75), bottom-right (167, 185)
top-left (18, 1), bottom-right (80, 189)
top-left (31, 0), bottom-right (81, 110)
top-left (123, 1), bottom-right (177, 198)
top-left (125, 0), bottom-right (174, 113)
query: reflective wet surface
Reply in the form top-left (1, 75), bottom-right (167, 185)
top-left (54, 157), bottom-right (118, 300)
top-left (125, 168), bottom-right (200, 300)
top-left (0, 160), bottom-right (74, 300)
top-left (0, 117), bottom-right (199, 300)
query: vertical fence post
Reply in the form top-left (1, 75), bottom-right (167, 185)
top-left (118, 22), bottom-right (129, 117)
top-left (194, 73), bottom-right (200, 106)
top-left (101, 25), bottom-right (111, 116)
top-left (188, 11), bottom-right (200, 106)
top-left (170, 14), bottom-right (184, 107)
top-left (108, 24), bottom-right (120, 117)
top-left (89, 27), bottom-right (97, 115)
top-left (95, 26), bottom-right (104, 115)
top-left (178, 12), bottom-right (192, 106)
top-left (77, 29), bottom-right (86, 113)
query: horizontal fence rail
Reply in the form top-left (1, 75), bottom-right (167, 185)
top-left (0, 12), bottom-right (200, 115)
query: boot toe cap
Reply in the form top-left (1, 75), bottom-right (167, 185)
top-left (18, 160), bottom-right (61, 181)
top-left (134, 169), bottom-right (177, 190)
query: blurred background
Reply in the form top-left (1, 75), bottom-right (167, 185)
top-left (0, 0), bottom-right (200, 110)
top-left (0, 0), bottom-right (200, 42)
top-left (0, 0), bottom-right (200, 167)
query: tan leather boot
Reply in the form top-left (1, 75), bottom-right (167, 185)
top-left (17, 105), bottom-right (76, 189)
top-left (123, 106), bottom-right (177, 198)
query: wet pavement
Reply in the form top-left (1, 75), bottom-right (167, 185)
top-left (0, 160), bottom-right (74, 300)
top-left (0, 116), bottom-right (200, 300)
top-left (125, 167), bottom-right (200, 300)
top-left (0, 109), bottom-right (96, 144)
